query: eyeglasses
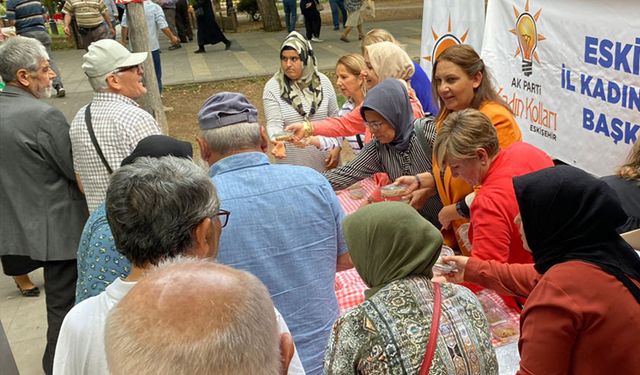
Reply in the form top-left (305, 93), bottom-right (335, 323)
top-left (364, 121), bottom-right (384, 131)
top-left (113, 64), bottom-right (141, 74)
top-left (213, 209), bottom-right (230, 228)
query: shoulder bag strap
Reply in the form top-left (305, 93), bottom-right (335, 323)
top-left (85, 104), bottom-right (113, 175)
top-left (418, 282), bottom-right (442, 375)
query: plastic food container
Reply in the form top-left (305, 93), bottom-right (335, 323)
top-left (348, 188), bottom-right (365, 200)
top-left (273, 131), bottom-right (294, 142)
top-left (432, 246), bottom-right (457, 275)
top-left (380, 184), bottom-right (408, 198)
top-left (490, 321), bottom-right (520, 344)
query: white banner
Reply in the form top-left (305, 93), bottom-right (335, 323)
top-left (481, 0), bottom-right (639, 176)
top-left (420, 0), bottom-right (485, 79)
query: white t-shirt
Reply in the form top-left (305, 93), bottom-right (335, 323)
top-left (53, 278), bottom-right (305, 374)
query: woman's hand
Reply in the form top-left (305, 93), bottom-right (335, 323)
top-left (441, 256), bottom-right (469, 283)
top-left (325, 147), bottom-right (341, 169)
top-left (284, 123), bottom-right (305, 140)
top-left (438, 204), bottom-right (462, 229)
top-left (405, 188), bottom-right (436, 210)
top-left (394, 172), bottom-right (435, 194)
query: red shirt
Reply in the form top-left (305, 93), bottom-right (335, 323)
top-left (466, 258), bottom-right (640, 375)
top-left (470, 142), bottom-right (553, 263)
top-left (465, 142), bottom-right (553, 308)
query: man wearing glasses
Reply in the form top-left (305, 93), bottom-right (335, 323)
top-left (69, 39), bottom-right (161, 214)
top-left (197, 92), bottom-right (352, 375)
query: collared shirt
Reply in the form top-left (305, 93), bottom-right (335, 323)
top-left (69, 92), bottom-right (161, 213)
top-left (53, 277), bottom-right (136, 375)
top-left (62, 0), bottom-right (107, 28)
top-left (6, 0), bottom-right (46, 33)
top-left (75, 202), bottom-right (130, 304)
top-left (210, 152), bottom-right (347, 375)
top-left (121, 0), bottom-right (167, 52)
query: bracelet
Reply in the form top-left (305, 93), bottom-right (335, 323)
top-left (302, 119), bottom-right (314, 138)
top-left (414, 174), bottom-right (421, 189)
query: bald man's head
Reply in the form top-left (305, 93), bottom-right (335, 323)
top-left (104, 258), bottom-right (281, 375)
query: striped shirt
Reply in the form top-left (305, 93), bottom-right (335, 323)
top-left (323, 117), bottom-right (443, 227)
top-left (69, 92), bottom-right (161, 213)
top-left (63, 0), bottom-right (107, 28)
top-left (6, 0), bottom-right (46, 33)
top-left (263, 73), bottom-right (341, 173)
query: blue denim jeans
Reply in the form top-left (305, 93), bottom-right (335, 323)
top-left (283, 0), bottom-right (297, 32)
top-left (329, 0), bottom-right (347, 29)
top-left (151, 49), bottom-right (162, 93)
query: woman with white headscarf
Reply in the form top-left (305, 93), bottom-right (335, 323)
top-left (263, 31), bottom-right (341, 172)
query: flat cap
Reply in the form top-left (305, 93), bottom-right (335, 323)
top-left (198, 92), bottom-right (258, 130)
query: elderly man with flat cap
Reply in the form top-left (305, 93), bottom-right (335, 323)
top-left (69, 39), bottom-right (161, 214)
top-left (196, 92), bottom-right (352, 375)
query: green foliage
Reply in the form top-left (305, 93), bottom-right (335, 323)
top-left (236, 0), bottom-right (260, 21)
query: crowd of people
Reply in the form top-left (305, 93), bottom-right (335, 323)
top-left (1, 8), bottom-right (640, 375)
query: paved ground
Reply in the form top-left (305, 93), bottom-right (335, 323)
top-left (43, 17), bottom-right (424, 120)
top-left (1, 16), bottom-right (424, 375)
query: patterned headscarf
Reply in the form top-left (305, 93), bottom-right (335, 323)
top-left (274, 31), bottom-right (324, 118)
top-left (343, 202), bottom-right (443, 299)
top-left (365, 41), bottom-right (415, 81)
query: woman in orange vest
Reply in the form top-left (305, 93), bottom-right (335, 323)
top-left (398, 44), bottom-right (522, 255)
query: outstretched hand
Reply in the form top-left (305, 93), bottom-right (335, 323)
top-left (284, 123), bottom-right (305, 140)
top-left (440, 256), bottom-right (469, 283)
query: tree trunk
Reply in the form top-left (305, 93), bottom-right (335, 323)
top-left (257, 0), bottom-right (282, 31)
top-left (125, 2), bottom-right (168, 134)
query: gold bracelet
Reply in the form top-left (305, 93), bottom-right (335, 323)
top-left (303, 119), bottom-right (314, 138)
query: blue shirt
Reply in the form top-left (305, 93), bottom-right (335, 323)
top-left (210, 152), bottom-right (347, 375)
top-left (411, 61), bottom-right (439, 116)
top-left (75, 202), bottom-right (131, 304)
top-left (6, 0), bottom-right (46, 33)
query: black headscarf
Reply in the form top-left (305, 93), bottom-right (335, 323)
top-left (360, 79), bottom-right (415, 152)
top-left (121, 135), bottom-right (193, 167)
top-left (513, 165), bottom-right (640, 303)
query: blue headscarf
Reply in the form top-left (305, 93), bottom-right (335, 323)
top-left (360, 79), bottom-right (414, 152)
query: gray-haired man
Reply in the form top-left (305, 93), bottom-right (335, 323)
top-left (197, 92), bottom-right (352, 375)
top-left (69, 39), bottom-right (161, 213)
top-left (0, 36), bottom-right (88, 375)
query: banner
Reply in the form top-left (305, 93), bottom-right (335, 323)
top-left (482, 0), bottom-right (639, 176)
top-left (420, 0), bottom-right (485, 79)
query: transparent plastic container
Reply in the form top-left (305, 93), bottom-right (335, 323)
top-left (380, 184), bottom-right (408, 202)
top-left (432, 245), bottom-right (457, 275)
top-left (477, 290), bottom-right (520, 345)
top-left (272, 131), bottom-right (294, 142)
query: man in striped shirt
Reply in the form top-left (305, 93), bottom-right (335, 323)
top-left (5, 0), bottom-right (66, 96)
top-left (62, 0), bottom-right (115, 49)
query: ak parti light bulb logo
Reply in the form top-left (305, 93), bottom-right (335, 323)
top-left (510, 0), bottom-right (545, 76)
top-left (424, 16), bottom-right (469, 63)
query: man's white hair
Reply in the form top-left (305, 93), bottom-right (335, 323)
top-left (201, 121), bottom-right (262, 155)
top-left (104, 257), bottom-right (281, 375)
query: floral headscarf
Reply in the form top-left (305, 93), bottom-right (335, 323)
top-left (274, 31), bottom-right (324, 118)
